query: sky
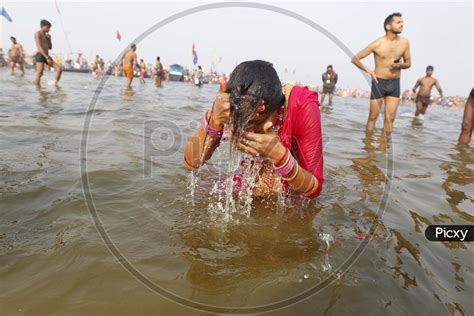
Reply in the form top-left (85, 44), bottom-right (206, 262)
top-left (1, 1), bottom-right (472, 96)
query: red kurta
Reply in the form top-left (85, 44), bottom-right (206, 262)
top-left (279, 86), bottom-right (324, 198)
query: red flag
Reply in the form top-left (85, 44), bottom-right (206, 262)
top-left (116, 31), bottom-right (121, 41)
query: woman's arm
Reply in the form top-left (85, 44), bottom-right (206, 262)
top-left (274, 148), bottom-right (321, 198)
top-left (183, 79), bottom-right (230, 170)
top-left (183, 111), bottom-right (223, 170)
top-left (239, 131), bottom-right (322, 198)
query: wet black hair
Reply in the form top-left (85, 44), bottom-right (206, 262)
top-left (131, 44), bottom-right (136, 49)
top-left (327, 65), bottom-right (333, 69)
top-left (384, 12), bottom-right (402, 31)
top-left (156, 56), bottom-right (160, 61)
top-left (10, 36), bottom-right (16, 41)
top-left (426, 65), bottom-right (434, 71)
top-left (40, 19), bottom-right (51, 28)
top-left (227, 60), bottom-right (285, 148)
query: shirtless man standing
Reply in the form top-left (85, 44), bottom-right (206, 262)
top-left (153, 56), bottom-right (164, 87)
top-left (9, 37), bottom-right (25, 76)
top-left (122, 44), bottom-right (139, 88)
top-left (34, 20), bottom-right (62, 86)
top-left (412, 65), bottom-right (443, 119)
top-left (352, 12), bottom-right (411, 133)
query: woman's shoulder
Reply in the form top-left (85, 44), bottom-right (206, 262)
top-left (289, 85), bottom-right (319, 109)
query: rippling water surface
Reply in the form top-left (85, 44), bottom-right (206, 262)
top-left (1, 69), bottom-right (472, 315)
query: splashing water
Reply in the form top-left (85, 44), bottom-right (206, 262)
top-left (208, 145), bottom-right (267, 222)
top-left (188, 123), bottom-right (278, 222)
top-left (319, 233), bottom-right (334, 273)
top-left (186, 172), bottom-right (198, 206)
top-left (235, 153), bottom-right (265, 216)
top-left (322, 254), bottom-right (332, 273)
top-left (319, 233), bottom-right (334, 251)
top-left (187, 124), bottom-right (315, 222)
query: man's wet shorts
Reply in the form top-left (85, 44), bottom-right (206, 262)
top-left (371, 78), bottom-right (400, 100)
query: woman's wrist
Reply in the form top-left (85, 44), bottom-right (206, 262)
top-left (302, 176), bottom-right (319, 197)
top-left (207, 111), bottom-right (224, 130)
top-left (282, 162), bottom-right (299, 182)
top-left (208, 118), bottom-right (223, 130)
top-left (274, 148), bottom-right (289, 167)
top-left (201, 111), bottom-right (223, 139)
top-left (269, 143), bottom-right (288, 165)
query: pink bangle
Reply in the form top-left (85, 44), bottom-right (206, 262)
top-left (274, 152), bottom-right (296, 177)
top-left (200, 111), bottom-right (223, 139)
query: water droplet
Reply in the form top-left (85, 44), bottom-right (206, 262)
top-left (303, 273), bottom-right (309, 279)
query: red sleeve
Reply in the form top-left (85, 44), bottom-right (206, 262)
top-left (292, 88), bottom-right (324, 198)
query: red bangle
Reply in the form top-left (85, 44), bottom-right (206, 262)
top-left (201, 110), bottom-right (223, 138)
top-left (275, 153), bottom-right (296, 177)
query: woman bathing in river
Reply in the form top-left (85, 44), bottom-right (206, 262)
top-left (184, 60), bottom-right (324, 199)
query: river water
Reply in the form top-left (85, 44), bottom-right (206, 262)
top-left (1, 69), bottom-right (472, 315)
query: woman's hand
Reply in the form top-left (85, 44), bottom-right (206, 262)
top-left (209, 77), bottom-right (230, 129)
top-left (238, 131), bottom-right (287, 164)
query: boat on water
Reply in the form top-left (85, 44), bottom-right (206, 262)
top-left (168, 64), bottom-right (185, 81)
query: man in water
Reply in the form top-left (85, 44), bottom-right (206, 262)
top-left (139, 59), bottom-right (146, 83)
top-left (412, 65), bottom-right (443, 119)
top-left (8, 37), bottom-right (25, 76)
top-left (320, 65), bottom-right (338, 107)
top-left (458, 88), bottom-right (474, 144)
top-left (194, 65), bottom-right (203, 86)
top-left (352, 12), bottom-right (411, 133)
top-left (34, 19), bottom-right (62, 86)
top-left (98, 57), bottom-right (105, 75)
top-left (152, 56), bottom-right (164, 86)
top-left (91, 55), bottom-right (100, 76)
top-left (122, 44), bottom-right (138, 88)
